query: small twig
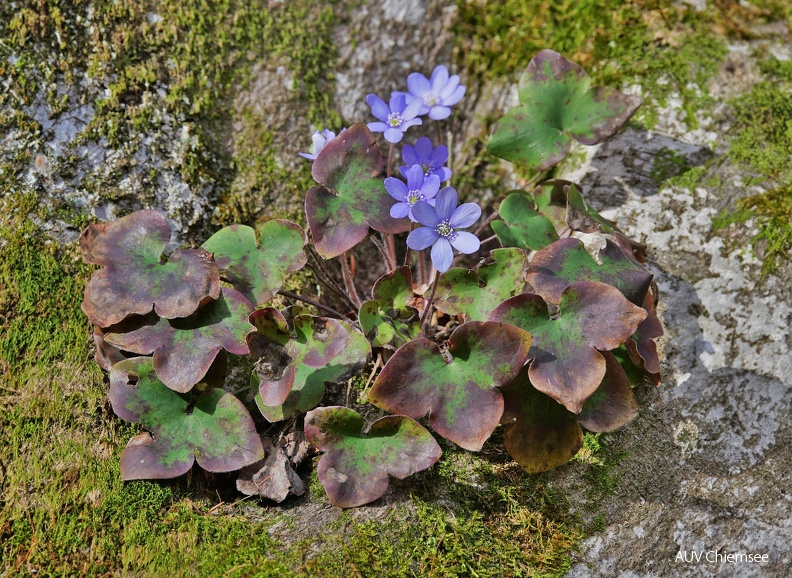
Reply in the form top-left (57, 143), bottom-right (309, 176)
top-left (479, 233), bottom-right (499, 246)
top-left (387, 143), bottom-right (395, 177)
top-left (277, 290), bottom-right (347, 319)
top-left (379, 233), bottom-right (397, 270)
top-left (435, 122), bottom-right (443, 147)
top-left (420, 273), bottom-right (441, 335)
top-left (360, 353), bottom-right (383, 402)
top-left (370, 235), bottom-right (391, 269)
top-left (473, 210), bottom-right (499, 236)
top-left (340, 253), bottom-right (362, 308)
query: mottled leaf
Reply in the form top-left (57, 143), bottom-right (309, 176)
top-left (306, 123), bottom-right (409, 258)
top-left (488, 50), bottom-right (642, 170)
top-left (304, 406), bottom-right (441, 508)
top-left (254, 325), bottom-right (370, 422)
top-left (104, 288), bottom-right (254, 392)
top-left (359, 267), bottom-right (420, 347)
top-left (527, 237), bottom-right (653, 306)
top-left (434, 248), bottom-right (529, 321)
top-left (565, 182), bottom-right (620, 235)
top-left (491, 192), bottom-right (558, 251)
top-left (201, 220), bottom-right (306, 307)
top-left (577, 351), bottom-right (639, 432)
top-left (369, 321), bottom-right (531, 450)
top-left (488, 282), bottom-right (646, 413)
top-left (500, 370), bottom-right (583, 473)
top-left (109, 357), bottom-right (264, 480)
top-left (80, 210), bottom-right (220, 327)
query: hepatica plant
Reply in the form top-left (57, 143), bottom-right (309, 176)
top-left (81, 50), bottom-right (663, 508)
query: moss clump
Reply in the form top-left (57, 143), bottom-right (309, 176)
top-left (723, 58), bottom-right (792, 276)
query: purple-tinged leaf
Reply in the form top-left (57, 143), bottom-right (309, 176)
top-left (80, 210), bottom-right (220, 327)
top-left (434, 248), bottom-right (529, 321)
top-left (488, 282), bottom-right (647, 413)
top-left (369, 321), bottom-right (531, 451)
top-left (489, 50), bottom-right (642, 170)
top-left (254, 324), bottom-right (370, 422)
top-left (201, 220), bottom-right (306, 307)
top-left (306, 123), bottom-right (410, 259)
top-left (499, 369), bottom-right (583, 473)
top-left (359, 267), bottom-right (420, 348)
top-left (109, 357), bottom-right (264, 480)
top-left (626, 288), bottom-right (663, 382)
top-left (527, 238), bottom-right (653, 307)
top-left (577, 351), bottom-right (639, 432)
top-left (304, 406), bottom-right (441, 508)
top-left (104, 288), bottom-right (254, 392)
top-left (93, 327), bottom-right (129, 372)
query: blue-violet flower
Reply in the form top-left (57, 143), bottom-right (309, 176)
top-left (400, 65), bottom-right (465, 120)
top-left (366, 93), bottom-right (423, 144)
top-left (299, 128), bottom-right (345, 160)
top-left (407, 187), bottom-right (481, 273)
top-left (399, 136), bottom-right (452, 182)
top-left (385, 165), bottom-right (441, 221)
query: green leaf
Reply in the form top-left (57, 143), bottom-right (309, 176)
top-left (201, 220), bottom-right (306, 307)
top-left (499, 369), bottom-right (583, 473)
top-left (359, 267), bottom-right (420, 347)
top-left (304, 406), bottom-right (441, 508)
top-left (564, 183), bottom-right (619, 235)
top-left (491, 192), bottom-right (558, 251)
top-left (488, 50), bottom-right (642, 170)
top-left (434, 248), bottom-right (529, 321)
top-left (369, 321), bottom-right (531, 451)
top-left (109, 357), bottom-right (264, 480)
top-left (80, 210), bottom-right (220, 327)
top-left (306, 123), bottom-right (409, 259)
top-left (104, 288), bottom-right (254, 392)
top-left (488, 282), bottom-right (646, 413)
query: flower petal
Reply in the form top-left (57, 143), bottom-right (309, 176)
top-left (366, 94), bottom-right (390, 122)
top-left (401, 144), bottom-right (418, 166)
top-left (384, 128), bottom-right (404, 144)
top-left (444, 85), bottom-right (466, 106)
top-left (434, 187), bottom-right (458, 221)
top-left (420, 174), bottom-right (441, 199)
top-left (401, 118), bottom-right (423, 130)
top-left (390, 202), bottom-right (411, 219)
top-left (407, 72), bottom-right (431, 97)
top-left (412, 200), bottom-right (440, 228)
top-left (299, 152), bottom-right (316, 160)
top-left (398, 165), bottom-right (411, 179)
top-left (384, 177), bottom-right (408, 201)
top-left (428, 106), bottom-right (452, 121)
top-left (402, 98), bottom-right (424, 121)
top-left (431, 237), bottom-right (453, 273)
top-left (389, 92), bottom-right (407, 113)
top-left (449, 202), bottom-right (482, 229)
top-left (437, 167), bottom-right (452, 182)
top-left (368, 121), bottom-right (389, 133)
top-left (450, 231), bottom-right (480, 254)
top-left (439, 76), bottom-right (460, 99)
top-left (429, 145), bottom-right (449, 166)
top-left (415, 137), bottom-right (433, 160)
top-left (407, 164), bottom-right (424, 190)
top-left (430, 65), bottom-right (449, 92)
top-left (407, 227), bottom-right (440, 250)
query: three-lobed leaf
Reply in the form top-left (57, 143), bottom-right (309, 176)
top-left (359, 267), bottom-right (420, 347)
top-left (433, 248), bottom-right (529, 321)
top-left (488, 282), bottom-right (646, 413)
top-left (201, 220), bottom-right (306, 307)
top-left (488, 49), bottom-right (642, 170)
top-left (80, 210), bottom-right (220, 327)
top-left (491, 192), bottom-right (558, 251)
top-left (109, 357), bottom-right (264, 480)
top-left (104, 288), bottom-right (254, 392)
top-left (304, 406), bottom-right (441, 508)
top-left (306, 123), bottom-right (409, 259)
top-left (369, 321), bottom-right (531, 450)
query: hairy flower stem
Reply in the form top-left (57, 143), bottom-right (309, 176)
top-left (340, 253), bottom-right (362, 308)
top-left (403, 222), bottom-right (417, 267)
top-left (435, 122), bottom-right (443, 147)
top-left (387, 143), bottom-right (395, 177)
top-left (277, 290), bottom-right (347, 319)
top-left (420, 273), bottom-right (440, 336)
